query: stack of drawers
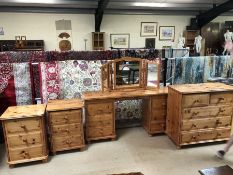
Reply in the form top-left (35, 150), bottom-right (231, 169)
top-left (85, 100), bottom-right (116, 142)
top-left (143, 94), bottom-right (167, 135)
top-left (0, 105), bottom-right (48, 167)
top-left (47, 99), bottom-right (85, 154)
top-left (166, 83), bottom-right (233, 148)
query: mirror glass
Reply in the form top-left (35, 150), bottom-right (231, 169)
top-left (116, 61), bottom-right (140, 86)
top-left (147, 62), bottom-right (159, 87)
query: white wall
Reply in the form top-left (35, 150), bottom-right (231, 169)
top-left (212, 16), bottom-right (233, 23)
top-left (0, 12), bottom-right (194, 50)
top-left (101, 15), bottom-right (193, 49)
top-left (0, 13), bottom-right (94, 51)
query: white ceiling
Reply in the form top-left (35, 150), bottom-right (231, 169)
top-left (0, 0), bottom-right (230, 15)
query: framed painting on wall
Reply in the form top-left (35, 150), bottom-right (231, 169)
top-left (110, 34), bottom-right (130, 49)
top-left (159, 26), bottom-right (175, 41)
top-left (145, 38), bottom-right (155, 49)
top-left (141, 22), bottom-right (158, 37)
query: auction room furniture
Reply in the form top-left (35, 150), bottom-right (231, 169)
top-left (0, 104), bottom-right (48, 167)
top-left (166, 83), bottom-right (233, 148)
top-left (83, 57), bottom-right (168, 142)
top-left (46, 99), bottom-right (85, 154)
top-left (92, 32), bottom-right (105, 50)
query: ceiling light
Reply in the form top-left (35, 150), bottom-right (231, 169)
top-left (134, 2), bottom-right (167, 7)
top-left (15, 0), bottom-right (56, 3)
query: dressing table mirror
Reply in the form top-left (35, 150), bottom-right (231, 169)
top-left (101, 57), bottom-right (160, 92)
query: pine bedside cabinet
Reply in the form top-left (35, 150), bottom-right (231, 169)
top-left (46, 99), bottom-right (85, 154)
top-left (0, 104), bottom-right (48, 168)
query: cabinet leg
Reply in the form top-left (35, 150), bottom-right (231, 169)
top-left (80, 147), bottom-right (86, 152)
top-left (51, 152), bottom-right (56, 156)
top-left (42, 158), bottom-right (48, 163)
top-left (111, 138), bottom-right (116, 141)
top-left (9, 164), bottom-right (15, 168)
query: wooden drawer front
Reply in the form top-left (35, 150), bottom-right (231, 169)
top-left (150, 122), bottom-right (165, 133)
top-left (182, 117), bottom-right (232, 131)
top-left (88, 120), bottom-right (113, 128)
top-left (53, 135), bottom-right (84, 150)
top-left (50, 110), bottom-right (81, 125)
top-left (151, 109), bottom-right (166, 121)
top-left (7, 132), bottom-right (42, 148)
top-left (151, 96), bottom-right (167, 109)
top-left (182, 94), bottom-right (209, 108)
top-left (87, 126), bottom-right (113, 138)
top-left (181, 129), bottom-right (231, 144)
top-left (5, 118), bottom-right (41, 134)
top-left (88, 114), bottom-right (113, 122)
top-left (51, 123), bottom-right (82, 137)
top-left (210, 93), bottom-right (233, 105)
top-left (9, 146), bottom-right (43, 161)
top-left (87, 102), bottom-right (113, 116)
top-left (183, 106), bottom-right (232, 120)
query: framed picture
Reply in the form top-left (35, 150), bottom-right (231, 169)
top-left (141, 22), bottom-right (157, 37)
top-left (110, 34), bottom-right (130, 49)
top-left (145, 38), bottom-right (155, 49)
top-left (159, 26), bottom-right (175, 41)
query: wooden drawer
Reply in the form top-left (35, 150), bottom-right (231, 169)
top-left (182, 116), bottom-right (232, 131)
top-left (7, 132), bottom-right (42, 148)
top-left (151, 96), bottom-right (167, 109)
top-left (5, 118), bottom-right (41, 134)
top-left (49, 110), bottom-right (81, 125)
top-left (9, 145), bottom-right (44, 161)
top-left (210, 93), bottom-right (233, 105)
top-left (151, 109), bottom-right (166, 121)
top-left (87, 126), bottom-right (114, 138)
top-left (181, 128), bottom-right (231, 144)
top-left (150, 122), bottom-right (165, 133)
top-left (87, 120), bottom-right (113, 128)
top-left (182, 94), bottom-right (209, 108)
top-left (88, 114), bottom-right (113, 122)
top-left (87, 102), bottom-right (113, 116)
top-left (51, 123), bottom-right (82, 137)
top-left (183, 106), bottom-right (232, 120)
top-left (53, 135), bottom-right (84, 151)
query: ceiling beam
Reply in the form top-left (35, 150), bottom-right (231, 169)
top-left (95, 0), bottom-right (109, 32)
top-left (197, 0), bottom-right (233, 28)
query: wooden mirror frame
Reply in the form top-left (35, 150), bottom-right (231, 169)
top-left (101, 57), bottom-right (160, 92)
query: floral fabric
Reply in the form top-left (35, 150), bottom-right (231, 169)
top-left (0, 63), bottom-right (13, 93)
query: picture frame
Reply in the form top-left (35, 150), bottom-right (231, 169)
top-left (145, 38), bottom-right (155, 49)
top-left (159, 26), bottom-right (175, 41)
top-left (110, 33), bottom-right (130, 49)
top-left (140, 22), bottom-right (158, 37)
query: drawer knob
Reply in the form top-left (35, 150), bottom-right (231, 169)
top-left (192, 124), bottom-right (197, 128)
top-left (218, 97), bottom-right (224, 103)
top-left (65, 129), bottom-right (69, 133)
top-left (22, 139), bottom-right (28, 143)
top-left (20, 125), bottom-right (26, 129)
top-left (192, 112), bottom-right (199, 116)
top-left (64, 116), bottom-right (68, 120)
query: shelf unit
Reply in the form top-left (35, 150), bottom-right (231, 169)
top-left (92, 32), bottom-right (105, 50)
top-left (184, 30), bottom-right (199, 55)
top-left (0, 40), bottom-right (44, 52)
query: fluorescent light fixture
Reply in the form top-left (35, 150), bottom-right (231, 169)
top-left (134, 2), bottom-right (167, 7)
top-left (14, 0), bottom-right (56, 3)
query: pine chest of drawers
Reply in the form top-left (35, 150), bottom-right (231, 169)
top-left (166, 83), bottom-right (233, 148)
top-left (46, 99), bottom-right (85, 154)
top-left (143, 94), bottom-right (167, 135)
top-left (85, 99), bottom-right (116, 142)
top-left (0, 104), bottom-right (48, 167)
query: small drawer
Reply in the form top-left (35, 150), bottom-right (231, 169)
top-left (151, 109), bottom-right (166, 121)
top-left (150, 122), bottom-right (165, 133)
top-left (49, 110), bottom-right (81, 125)
top-left (151, 96), bottom-right (167, 109)
top-left (87, 102), bottom-right (113, 116)
top-left (88, 114), bottom-right (113, 122)
top-left (182, 94), bottom-right (209, 108)
top-left (9, 145), bottom-right (44, 161)
top-left (87, 120), bottom-right (113, 128)
top-left (53, 135), bottom-right (84, 151)
top-left (87, 126), bottom-right (114, 138)
top-left (183, 106), bottom-right (232, 120)
top-left (7, 132), bottom-right (42, 148)
top-left (210, 93), bottom-right (233, 105)
top-left (182, 116), bottom-right (232, 131)
top-left (5, 118), bottom-right (41, 134)
top-left (216, 128), bottom-right (231, 139)
top-left (181, 132), bottom-right (199, 144)
top-left (51, 123), bottom-right (82, 137)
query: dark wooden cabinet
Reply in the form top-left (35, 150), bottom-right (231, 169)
top-left (92, 32), bottom-right (105, 50)
top-left (184, 30), bottom-right (198, 55)
top-left (0, 40), bottom-right (44, 52)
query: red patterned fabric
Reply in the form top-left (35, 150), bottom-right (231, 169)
top-left (0, 63), bottom-right (13, 93)
top-left (39, 62), bottom-right (60, 103)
